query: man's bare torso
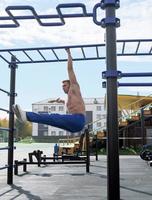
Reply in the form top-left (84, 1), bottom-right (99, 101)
top-left (66, 83), bottom-right (85, 114)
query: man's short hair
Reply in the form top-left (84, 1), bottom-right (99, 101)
top-left (62, 80), bottom-right (70, 84)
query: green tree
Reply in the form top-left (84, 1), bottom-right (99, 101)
top-left (0, 118), bottom-right (9, 127)
top-left (0, 118), bottom-right (9, 142)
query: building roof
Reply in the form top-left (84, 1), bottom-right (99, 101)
top-left (32, 97), bottom-right (104, 105)
top-left (118, 94), bottom-right (152, 110)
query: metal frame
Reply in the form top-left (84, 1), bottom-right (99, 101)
top-left (0, 39), bottom-right (151, 64)
top-left (0, 56), bottom-right (17, 185)
top-left (0, 1), bottom-right (152, 200)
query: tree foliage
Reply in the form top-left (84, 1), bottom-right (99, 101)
top-left (0, 118), bottom-right (32, 140)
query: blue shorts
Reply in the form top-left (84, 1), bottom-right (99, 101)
top-left (26, 112), bottom-right (85, 133)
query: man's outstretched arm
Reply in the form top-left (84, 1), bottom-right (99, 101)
top-left (65, 48), bottom-right (78, 84)
top-left (48, 98), bottom-right (65, 103)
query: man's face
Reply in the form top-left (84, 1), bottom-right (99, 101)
top-left (62, 81), bottom-right (70, 94)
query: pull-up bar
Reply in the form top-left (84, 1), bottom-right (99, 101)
top-left (118, 83), bottom-right (152, 87)
top-left (120, 72), bottom-right (152, 77)
top-left (0, 39), bottom-right (151, 64)
top-left (0, 2), bottom-right (120, 28)
top-left (0, 4), bottom-right (93, 28)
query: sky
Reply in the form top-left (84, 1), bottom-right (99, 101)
top-left (0, 0), bottom-right (152, 118)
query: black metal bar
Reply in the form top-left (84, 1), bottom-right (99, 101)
top-left (0, 40), bottom-right (151, 64)
top-left (0, 165), bottom-right (9, 170)
top-left (122, 41), bottom-right (125, 54)
top-left (0, 54), bottom-right (10, 64)
top-left (22, 50), bottom-right (34, 62)
top-left (95, 135), bottom-right (98, 161)
top-left (41, 155), bottom-right (86, 161)
top-left (51, 49), bottom-right (60, 61)
top-left (0, 13), bottom-right (93, 21)
top-left (117, 39), bottom-right (152, 42)
top-left (0, 88), bottom-right (11, 95)
top-left (23, 159), bottom-right (27, 172)
top-left (85, 128), bottom-right (90, 173)
top-left (141, 108), bottom-right (145, 145)
top-left (135, 41), bottom-right (140, 54)
top-left (0, 40), bottom-right (151, 52)
top-left (105, 4), bottom-right (120, 200)
top-left (0, 108), bottom-right (10, 113)
top-left (37, 151), bottom-right (42, 167)
top-left (118, 53), bottom-right (152, 56)
top-left (0, 127), bottom-right (10, 131)
top-left (118, 83), bottom-right (152, 87)
top-left (8, 51), bottom-right (20, 62)
top-left (37, 50), bottom-right (46, 61)
top-left (14, 160), bottom-right (18, 175)
top-left (0, 147), bottom-right (9, 150)
top-left (6, 57), bottom-right (106, 64)
top-left (1, 52), bottom-right (150, 64)
top-left (7, 55), bottom-right (17, 185)
top-left (16, 161), bottom-right (86, 165)
top-left (121, 72), bottom-right (152, 77)
top-left (96, 46), bottom-right (99, 58)
top-left (81, 47), bottom-right (86, 59)
top-left (0, 43), bottom-right (105, 52)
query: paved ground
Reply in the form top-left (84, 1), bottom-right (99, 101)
top-left (0, 155), bottom-right (152, 200)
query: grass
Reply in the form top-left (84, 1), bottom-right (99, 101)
top-left (18, 136), bottom-right (35, 143)
top-left (99, 146), bottom-right (142, 155)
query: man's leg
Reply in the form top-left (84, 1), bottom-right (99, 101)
top-left (27, 112), bottom-right (85, 132)
top-left (13, 104), bottom-right (85, 133)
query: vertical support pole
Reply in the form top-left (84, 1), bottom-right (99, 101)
top-left (141, 108), bottom-right (145, 145)
top-left (7, 55), bottom-right (17, 185)
top-left (85, 128), bottom-right (90, 173)
top-left (95, 135), bottom-right (98, 161)
top-left (23, 159), bottom-right (27, 172)
top-left (105, 3), bottom-right (120, 200)
top-left (14, 160), bottom-right (18, 175)
top-left (37, 150), bottom-right (41, 167)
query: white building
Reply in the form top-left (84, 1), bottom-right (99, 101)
top-left (32, 97), bottom-right (106, 140)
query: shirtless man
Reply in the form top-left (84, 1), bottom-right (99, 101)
top-left (13, 48), bottom-right (86, 133)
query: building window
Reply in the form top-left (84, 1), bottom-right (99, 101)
top-left (33, 108), bottom-right (38, 112)
top-left (59, 106), bottom-right (64, 112)
top-left (43, 131), bottom-right (48, 136)
top-left (51, 131), bottom-right (56, 136)
top-left (59, 131), bottom-right (64, 136)
top-left (96, 114), bottom-right (101, 119)
top-left (96, 106), bottom-right (102, 111)
top-left (51, 106), bottom-right (56, 112)
top-left (93, 98), bottom-right (98, 104)
top-left (43, 125), bottom-right (48, 128)
top-left (44, 106), bottom-right (48, 112)
top-left (102, 114), bottom-right (106, 118)
top-left (97, 122), bottom-right (102, 127)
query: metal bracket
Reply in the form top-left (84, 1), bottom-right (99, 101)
top-left (102, 70), bottom-right (121, 79)
top-left (93, 3), bottom-right (120, 27)
top-left (8, 55), bottom-right (18, 69)
top-left (101, 0), bottom-right (120, 9)
top-left (9, 63), bottom-right (18, 69)
top-left (10, 92), bottom-right (17, 97)
top-left (101, 17), bottom-right (120, 28)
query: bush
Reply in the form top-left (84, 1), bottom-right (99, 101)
top-left (19, 136), bottom-right (35, 143)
